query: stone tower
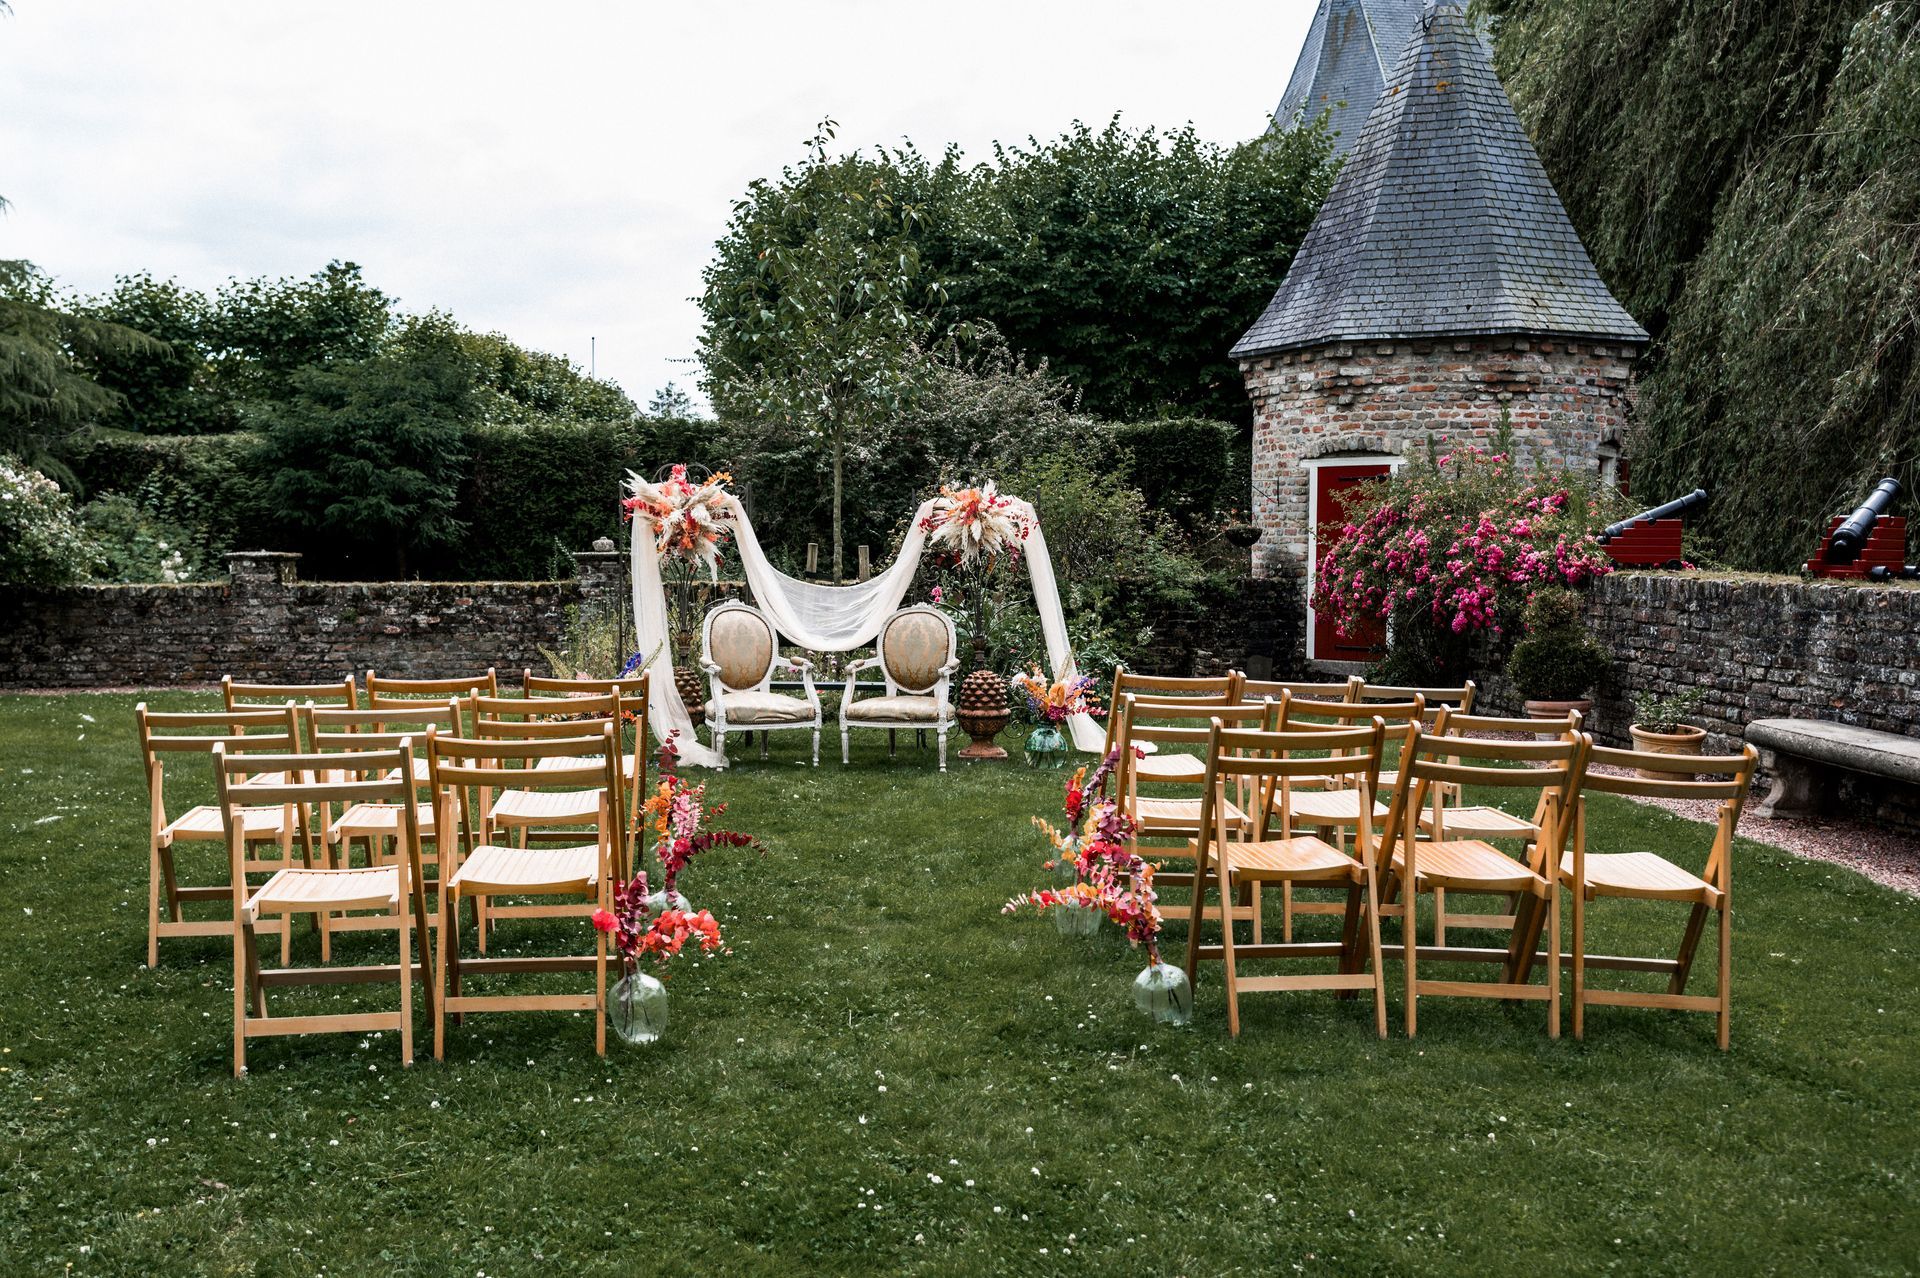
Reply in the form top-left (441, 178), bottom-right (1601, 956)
top-left (1273, 0), bottom-right (1430, 155)
top-left (1236, 1), bottom-right (1647, 664)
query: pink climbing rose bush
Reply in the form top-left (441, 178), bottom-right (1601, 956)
top-left (1312, 440), bottom-right (1617, 676)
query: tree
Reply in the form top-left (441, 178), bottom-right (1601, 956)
top-left (700, 120), bottom-right (955, 581)
top-left (0, 260), bottom-right (167, 486)
top-left (648, 382), bottom-right (697, 418)
top-left (253, 314), bottom-right (473, 577)
top-left (210, 260), bottom-right (394, 405)
top-left (73, 272), bottom-right (233, 434)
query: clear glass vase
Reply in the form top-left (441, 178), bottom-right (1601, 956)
top-left (609, 970), bottom-right (669, 1045)
top-left (1132, 962), bottom-right (1192, 1026)
top-left (1024, 724), bottom-right (1067, 768)
top-left (644, 888), bottom-right (691, 915)
top-left (1052, 893), bottom-right (1102, 936)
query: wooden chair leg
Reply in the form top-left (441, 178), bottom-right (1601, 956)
top-left (1670, 902), bottom-right (1710, 996)
top-left (1546, 886), bottom-right (1561, 1039)
top-left (1716, 903), bottom-right (1731, 1051)
top-left (1221, 871), bottom-right (1243, 1037)
top-left (1433, 885), bottom-right (1447, 948)
top-left (1363, 867), bottom-right (1388, 1038)
top-left (594, 921), bottom-right (607, 1057)
top-left (232, 919), bottom-right (249, 1078)
top-left (397, 898), bottom-right (413, 1067)
top-left (435, 885), bottom-right (454, 1059)
top-left (1571, 887), bottom-right (1587, 1041)
top-left (1281, 880), bottom-right (1293, 943)
top-left (1404, 885), bottom-right (1419, 1039)
top-left (148, 844), bottom-right (164, 967)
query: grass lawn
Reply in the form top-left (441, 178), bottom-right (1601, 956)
top-left (2, 689), bottom-right (1917, 1275)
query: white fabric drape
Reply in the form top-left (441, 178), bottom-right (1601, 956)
top-left (628, 478), bottom-right (1103, 768)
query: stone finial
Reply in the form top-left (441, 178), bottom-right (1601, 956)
top-left (592, 536), bottom-right (615, 553)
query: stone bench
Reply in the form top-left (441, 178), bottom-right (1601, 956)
top-left (1746, 718), bottom-right (1920, 819)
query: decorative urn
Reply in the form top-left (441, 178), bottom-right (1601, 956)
top-left (956, 669), bottom-right (1011, 760)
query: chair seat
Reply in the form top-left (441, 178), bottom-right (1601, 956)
top-left (490, 788), bottom-right (603, 825)
top-left (706, 691), bottom-right (815, 725)
top-left (534, 752), bottom-right (638, 778)
top-left (334, 802), bottom-right (437, 836)
top-left (1396, 840), bottom-right (1542, 892)
top-left (843, 694), bottom-right (944, 724)
top-left (164, 804), bottom-right (291, 842)
top-left (1222, 835), bottom-right (1357, 882)
top-left (1281, 787), bottom-right (1389, 825)
top-left (1133, 752), bottom-right (1206, 782)
top-left (249, 865), bottom-right (399, 915)
top-left (1561, 851), bottom-right (1719, 904)
top-left (1135, 795), bottom-right (1248, 835)
top-left (450, 843), bottom-right (600, 895)
top-left (1419, 805), bottom-right (1539, 840)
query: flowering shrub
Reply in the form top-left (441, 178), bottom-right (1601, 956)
top-left (1311, 440), bottom-right (1617, 680)
top-left (0, 456), bottom-right (99, 586)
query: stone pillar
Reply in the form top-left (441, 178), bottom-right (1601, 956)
top-left (572, 537), bottom-right (627, 609)
top-left (225, 550), bottom-right (302, 590)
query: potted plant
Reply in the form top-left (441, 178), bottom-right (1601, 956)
top-left (1629, 688), bottom-right (1708, 775)
top-left (1506, 588), bottom-right (1609, 722)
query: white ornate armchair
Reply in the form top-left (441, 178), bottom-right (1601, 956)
top-left (840, 605), bottom-right (960, 771)
top-left (700, 602), bottom-right (821, 766)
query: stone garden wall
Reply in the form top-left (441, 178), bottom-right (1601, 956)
top-left (0, 553), bottom-right (578, 689)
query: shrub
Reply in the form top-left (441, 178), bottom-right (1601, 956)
top-left (1314, 436), bottom-right (1619, 682)
top-left (1505, 588), bottom-right (1611, 701)
top-left (0, 456), bottom-right (100, 585)
top-left (1632, 687), bottom-right (1705, 733)
top-left (76, 493), bottom-right (204, 583)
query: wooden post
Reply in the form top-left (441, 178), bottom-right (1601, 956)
top-left (857, 545), bottom-right (871, 582)
top-left (805, 543), bottom-right (819, 578)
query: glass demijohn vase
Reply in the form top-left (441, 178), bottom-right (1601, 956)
top-left (1024, 723), bottom-right (1067, 768)
top-left (644, 887), bottom-right (691, 914)
top-left (609, 969), bottom-right (669, 1045)
top-left (1050, 839), bottom-right (1101, 936)
top-left (1132, 962), bottom-right (1191, 1026)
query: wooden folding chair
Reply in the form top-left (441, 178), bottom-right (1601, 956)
top-left (428, 728), bottom-right (620, 1058)
top-left (1271, 693), bottom-right (1429, 942)
top-left (136, 704), bottom-right (305, 967)
top-left (1415, 710), bottom-right (1583, 946)
top-left (1183, 711), bottom-right (1403, 1037)
top-left (1113, 697), bottom-right (1271, 932)
top-left (1390, 725), bottom-right (1590, 1038)
top-left (1099, 670), bottom-right (1244, 784)
top-left (1566, 744), bottom-right (1758, 1048)
top-left (217, 740), bottom-right (434, 1076)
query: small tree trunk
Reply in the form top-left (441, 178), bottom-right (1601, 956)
top-left (832, 430), bottom-right (845, 584)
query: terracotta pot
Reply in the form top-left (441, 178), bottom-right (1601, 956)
top-left (1628, 723), bottom-right (1707, 779)
top-left (1523, 698), bottom-right (1594, 726)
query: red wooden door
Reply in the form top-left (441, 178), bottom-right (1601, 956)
top-left (1312, 463), bottom-right (1392, 662)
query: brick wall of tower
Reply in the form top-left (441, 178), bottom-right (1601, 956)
top-left (1240, 335), bottom-right (1638, 664)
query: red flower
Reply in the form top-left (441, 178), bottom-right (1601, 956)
top-left (591, 909), bottom-right (618, 933)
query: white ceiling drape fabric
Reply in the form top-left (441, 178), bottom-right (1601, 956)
top-left (628, 478), bottom-right (1103, 768)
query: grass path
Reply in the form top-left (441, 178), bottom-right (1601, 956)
top-left (2, 690), bottom-right (1917, 1275)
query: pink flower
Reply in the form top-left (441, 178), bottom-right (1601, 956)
top-left (929, 585), bottom-right (944, 604)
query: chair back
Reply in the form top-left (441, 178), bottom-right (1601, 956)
top-left (223, 674), bottom-right (357, 710)
top-left (1240, 676), bottom-right (1361, 704)
top-left (522, 670), bottom-right (650, 701)
top-left (469, 690), bottom-right (624, 739)
top-left (1388, 725), bottom-right (1590, 870)
top-left (366, 669), bottom-right (499, 704)
top-left (302, 700), bottom-right (462, 752)
top-left (1114, 697), bottom-right (1279, 828)
top-left (875, 605), bottom-right (956, 695)
top-left (1356, 679), bottom-right (1473, 727)
top-left (1438, 709), bottom-right (1581, 739)
top-left (1101, 671), bottom-right (1243, 754)
top-left (702, 603), bottom-right (779, 694)
top-left (427, 727), bottom-right (623, 851)
top-left (1197, 716), bottom-right (1391, 853)
top-left (136, 704), bottom-right (302, 826)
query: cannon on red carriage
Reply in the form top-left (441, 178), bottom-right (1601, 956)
top-left (1805, 478), bottom-right (1908, 580)
top-left (1597, 488), bottom-right (1706, 569)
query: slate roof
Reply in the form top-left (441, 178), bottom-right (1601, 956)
top-left (1274, 0), bottom-right (1430, 155)
top-left (1235, 2), bottom-right (1649, 360)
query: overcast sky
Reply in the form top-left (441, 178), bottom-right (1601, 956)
top-left (0, 1), bottom-right (1314, 410)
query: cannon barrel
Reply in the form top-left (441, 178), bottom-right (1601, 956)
top-left (1601, 488), bottom-right (1707, 542)
top-left (1829, 477), bottom-right (1902, 564)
